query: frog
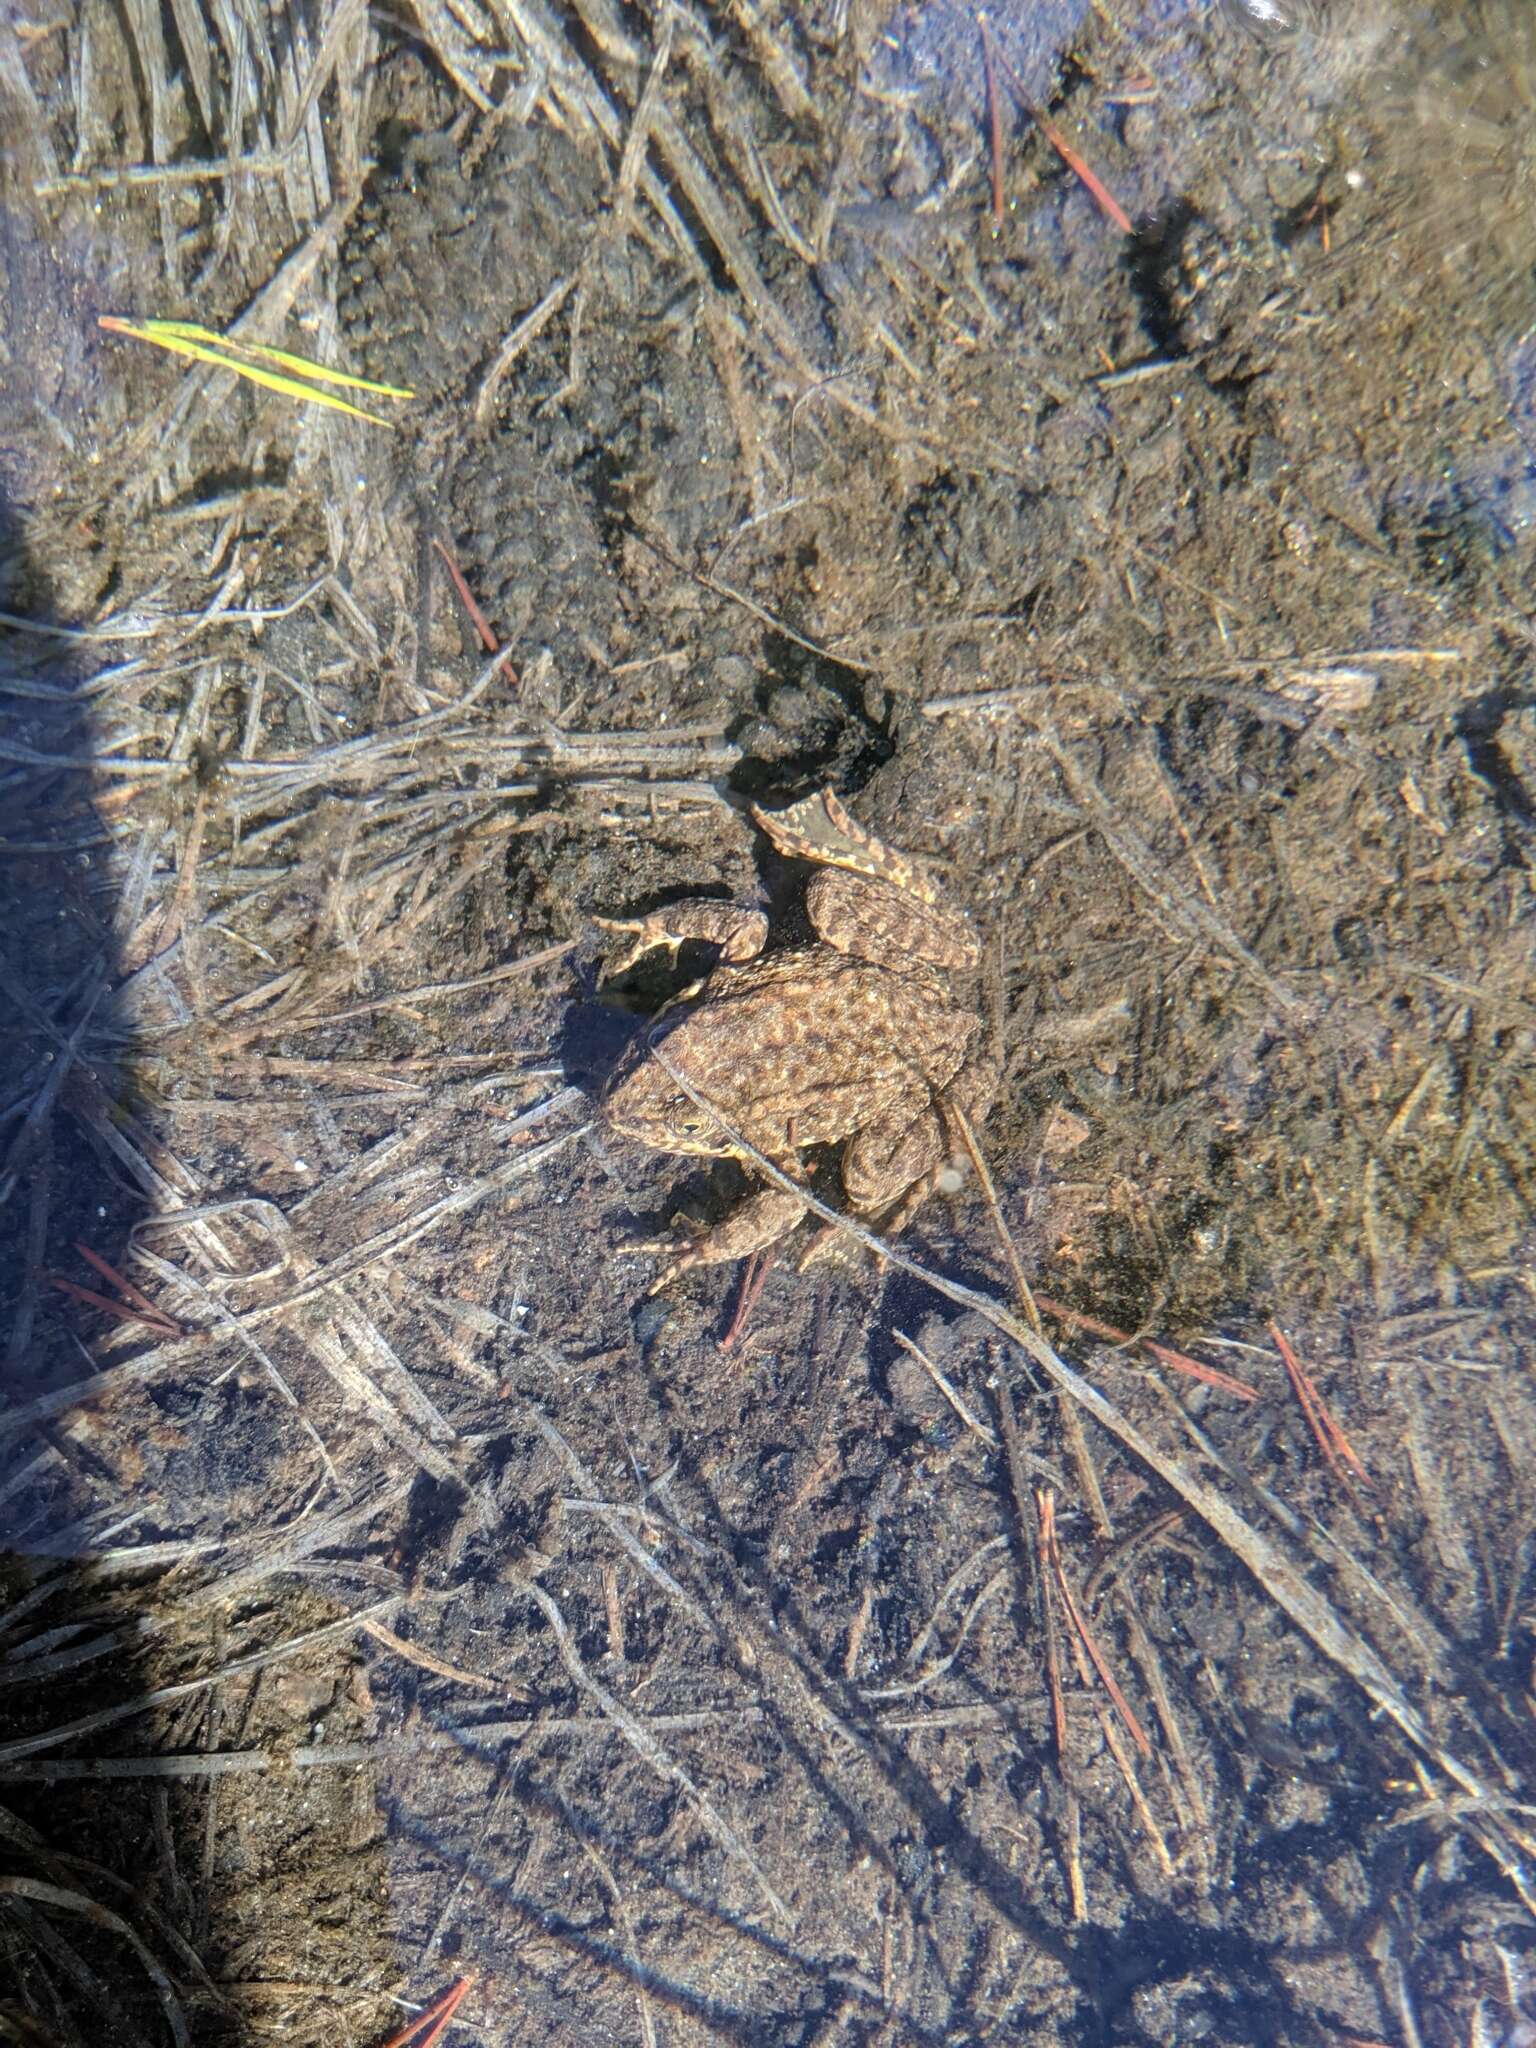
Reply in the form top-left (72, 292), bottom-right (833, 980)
top-left (598, 788), bottom-right (995, 1290)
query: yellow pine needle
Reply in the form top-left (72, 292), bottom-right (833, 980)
top-left (98, 315), bottom-right (414, 425)
top-left (144, 321), bottom-right (415, 397)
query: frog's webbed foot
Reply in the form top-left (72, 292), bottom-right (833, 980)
top-left (637, 1183), bottom-right (809, 1292)
top-left (596, 903), bottom-right (769, 980)
top-left (751, 789), bottom-right (932, 898)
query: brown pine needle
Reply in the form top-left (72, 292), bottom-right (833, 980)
top-left (433, 537), bottom-right (519, 684)
top-left (1035, 1489), bottom-right (1069, 1759)
top-left (718, 1249), bottom-right (770, 1353)
top-left (1039, 1488), bottom-right (1152, 1757)
top-left (979, 14), bottom-right (1006, 236)
top-left (48, 1276), bottom-right (176, 1333)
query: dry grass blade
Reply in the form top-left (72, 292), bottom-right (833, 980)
top-left (360, 1620), bottom-right (498, 1693)
top-left (860, 1565), bottom-right (1011, 1702)
top-left (0, 1598), bottom-right (402, 1767)
top-left (279, 0), bottom-right (370, 148)
top-left (0, 1876), bottom-right (190, 2048)
top-left (475, 274), bottom-right (579, 427)
top-left (0, 13), bottom-right (59, 181)
top-left (613, 1), bottom-right (675, 218)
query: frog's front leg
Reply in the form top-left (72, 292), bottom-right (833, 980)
top-left (596, 902), bottom-right (768, 981)
top-left (639, 1180), bottom-right (809, 1292)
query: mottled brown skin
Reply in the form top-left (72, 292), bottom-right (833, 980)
top-left (599, 790), bottom-right (994, 1289)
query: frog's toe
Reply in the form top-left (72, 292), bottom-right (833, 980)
top-left (796, 1220), bottom-right (868, 1272)
top-left (597, 904), bottom-right (768, 980)
top-left (595, 914), bottom-right (678, 980)
top-left (627, 1230), bottom-right (708, 1294)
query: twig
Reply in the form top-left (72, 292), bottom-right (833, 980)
top-left (514, 1572), bottom-right (793, 1927)
top-left (360, 1620), bottom-right (498, 1692)
top-left (952, 1105), bottom-right (1111, 1536)
top-left (890, 1328), bottom-right (999, 1449)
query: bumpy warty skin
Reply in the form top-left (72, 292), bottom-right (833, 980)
top-left (600, 790), bottom-right (992, 1283)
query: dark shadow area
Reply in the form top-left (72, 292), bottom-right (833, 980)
top-left (0, 222), bottom-right (353, 2048)
top-left (0, 467), bottom-right (180, 2030)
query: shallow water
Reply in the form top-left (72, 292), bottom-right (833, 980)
top-left (1, 2), bottom-right (1534, 2041)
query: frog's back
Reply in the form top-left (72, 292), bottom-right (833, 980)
top-left (656, 946), bottom-right (973, 1155)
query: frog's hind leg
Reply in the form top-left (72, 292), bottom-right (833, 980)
top-left (597, 902), bottom-right (768, 980)
top-left (796, 1164), bottom-right (949, 1272)
top-left (843, 1100), bottom-right (947, 1215)
top-left (798, 1101), bottom-right (947, 1270)
top-left (755, 791), bottom-right (978, 971)
top-left (639, 1180), bottom-right (808, 1292)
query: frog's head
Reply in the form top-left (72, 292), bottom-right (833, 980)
top-left (603, 1043), bottom-right (729, 1158)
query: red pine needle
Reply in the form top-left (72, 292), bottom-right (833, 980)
top-left (1269, 1319), bottom-right (1370, 1487)
top-left (372, 1975), bottom-right (475, 2048)
top-left (433, 538), bottom-right (519, 684)
top-left (1033, 1295), bottom-right (1258, 1401)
